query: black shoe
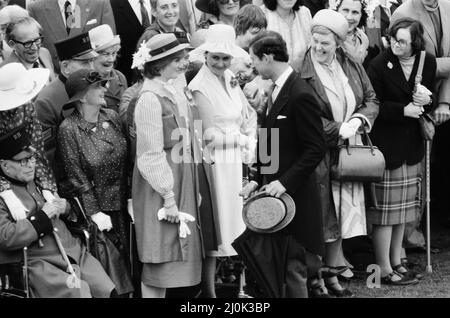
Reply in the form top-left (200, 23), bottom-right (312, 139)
top-left (381, 272), bottom-right (419, 286)
top-left (392, 264), bottom-right (424, 280)
top-left (318, 266), bottom-right (348, 279)
top-left (325, 282), bottom-right (354, 298)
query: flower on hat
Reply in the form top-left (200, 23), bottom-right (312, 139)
top-left (131, 40), bottom-right (152, 70)
top-left (330, 0), bottom-right (380, 20)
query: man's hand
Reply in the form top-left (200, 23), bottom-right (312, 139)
top-left (261, 180), bottom-right (286, 198)
top-left (239, 181), bottom-right (258, 200)
top-left (42, 200), bottom-right (66, 219)
top-left (432, 104), bottom-right (450, 125)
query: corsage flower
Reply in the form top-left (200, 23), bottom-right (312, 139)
top-left (131, 40), bottom-right (152, 71)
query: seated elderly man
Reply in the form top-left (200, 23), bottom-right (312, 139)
top-left (0, 125), bottom-right (115, 298)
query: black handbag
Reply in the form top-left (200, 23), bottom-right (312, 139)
top-left (331, 125), bottom-right (386, 182)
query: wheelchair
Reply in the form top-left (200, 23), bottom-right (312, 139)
top-left (0, 247), bottom-right (30, 298)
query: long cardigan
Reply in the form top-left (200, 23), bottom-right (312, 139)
top-left (367, 48), bottom-right (437, 170)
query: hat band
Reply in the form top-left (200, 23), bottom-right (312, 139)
top-left (150, 39), bottom-right (181, 57)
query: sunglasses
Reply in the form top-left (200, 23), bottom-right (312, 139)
top-left (12, 36), bottom-right (44, 49)
top-left (217, 0), bottom-right (239, 4)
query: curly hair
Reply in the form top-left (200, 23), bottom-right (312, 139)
top-left (335, 0), bottom-right (367, 29)
top-left (263, 0), bottom-right (303, 11)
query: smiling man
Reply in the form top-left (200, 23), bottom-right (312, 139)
top-left (0, 16), bottom-right (55, 80)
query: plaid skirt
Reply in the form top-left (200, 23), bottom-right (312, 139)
top-left (367, 163), bottom-right (422, 225)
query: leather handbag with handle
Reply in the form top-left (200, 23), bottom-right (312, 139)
top-left (331, 124), bottom-right (386, 182)
top-left (415, 50), bottom-right (435, 141)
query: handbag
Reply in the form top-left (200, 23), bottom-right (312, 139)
top-left (415, 50), bottom-right (435, 140)
top-left (331, 125), bottom-right (385, 182)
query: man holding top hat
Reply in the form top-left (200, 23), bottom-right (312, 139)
top-left (237, 30), bottom-right (327, 297)
top-left (34, 32), bottom-right (97, 185)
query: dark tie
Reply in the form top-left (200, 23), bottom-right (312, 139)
top-left (139, 0), bottom-right (151, 29)
top-left (64, 1), bottom-right (73, 35)
top-left (266, 83), bottom-right (276, 116)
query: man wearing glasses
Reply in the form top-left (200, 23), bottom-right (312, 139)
top-left (34, 32), bottom-right (97, 186)
top-left (0, 16), bottom-right (55, 81)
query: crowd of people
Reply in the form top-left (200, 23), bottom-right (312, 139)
top-left (0, 0), bottom-right (449, 298)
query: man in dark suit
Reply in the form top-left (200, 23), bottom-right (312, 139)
top-left (240, 30), bottom-right (327, 297)
top-left (28, 0), bottom-right (116, 71)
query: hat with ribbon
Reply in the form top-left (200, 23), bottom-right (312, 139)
top-left (311, 9), bottom-right (349, 41)
top-left (0, 62), bottom-right (50, 111)
top-left (63, 69), bottom-right (109, 109)
top-left (88, 24), bottom-right (121, 52)
top-left (131, 33), bottom-right (191, 70)
top-left (242, 191), bottom-right (296, 234)
top-left (189, 24), bottom-right (249, 62)
top-left (54, 32), bottom-right (98, 61)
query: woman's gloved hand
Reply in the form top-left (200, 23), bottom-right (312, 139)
top-left (91, 212), bottom-right (113, 232)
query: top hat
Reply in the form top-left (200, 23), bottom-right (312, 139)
top-left (242, 191), bottom-right (296, 234)
top-left (0, 124), bottom-right (32, 160)
top-left (0, 62), bottom-right (50, 111)
top-left (54, 32), bottom-right (98, 61)
top-left (311, 9), bottom-right (349, 41)
top-left (88, 24), bottom-right (121, 52)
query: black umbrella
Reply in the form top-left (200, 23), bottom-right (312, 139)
top-left (232, 229), bottom-right (292, 298)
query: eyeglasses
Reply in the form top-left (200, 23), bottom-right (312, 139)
top-left (11, 154), bottom-right (36, 167)
top-left (217, 0), bottom-right (239, 5)
top-left (389, 37), bottom-right (410, 48)
top-left (12, 36), bottom-right (44, 49)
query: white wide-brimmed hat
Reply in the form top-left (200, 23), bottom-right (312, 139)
top-left (189, 24), bottom-right (249, 62)
top-left (311, 9), bottom-right (349, 41)
top-left (88, 24), bottom-right (121, 52)
top-left (132, 33), bottom-right (191, 70)
top-left (0, 63), bottom-right (50, 111)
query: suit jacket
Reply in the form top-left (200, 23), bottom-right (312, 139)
top-left (0, 48), bottom-right (56, 82)
top-left (367, 48), bottom-right (437, 169)
top-left (391, 0), bottom-right (450, 105)
top-left (28, 0), bottom-right (116, 69)
top-left (256, 70), bottom-right (327, 256)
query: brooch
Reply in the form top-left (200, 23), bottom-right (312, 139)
top-left (387, 62), bottom-right (393, 69)
top-left (230, 76), bottom-right (239, 88)
top-left (102, 122), bottom-right (110, 129)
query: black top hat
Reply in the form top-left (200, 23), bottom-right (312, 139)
top-left (0, 125), bottom-right (32, 160)
top-left (54, 33), bottom-right (98, 61)
top-left (242, 191), bottom-right (296, 234)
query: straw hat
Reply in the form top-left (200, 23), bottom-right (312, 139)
top-left (88, 24), bottom-right (121, 52)
top-left (311, 9), bottom-right (349, 41)
top-left (189, 24), bottom-right (249, 62)
top-left (131, 33), bottom-right (191, 70)
top-left (242, 191), bottom-right (296, 234)
top-left (0, 63), bottom-right (49, 111)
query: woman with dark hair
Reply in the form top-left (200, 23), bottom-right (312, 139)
top-left (196, 0), bottom-right (252, 28)
top-left (131, 33), bottom-right (209, 298)
top-left (261, 0), bottom-right (312, 71)
top-left (333, 0), bottom-right (370, 64)
top-left (367, 17), bottom-right (436, 285)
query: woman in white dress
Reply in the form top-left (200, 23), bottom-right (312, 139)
top-left (189, 24), bottom-right (257, 297)
top-left (260, 0), bottom-right (313, 71)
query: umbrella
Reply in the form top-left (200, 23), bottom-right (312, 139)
top-left (425, 140), bottom-right (432, 273)
top-left (232, 229), bottom-right (307, 298)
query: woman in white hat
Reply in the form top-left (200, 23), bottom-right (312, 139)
top-left (300, 9), bottom-right (379, 297)
top-left (131, 33), bottom-right (214, 297)
top-left (0, 62), bottom-right (56, 197)
top-left (88, 24), bottom-right (128, 113)
top-left (188, 24), bottom-right (257, 297)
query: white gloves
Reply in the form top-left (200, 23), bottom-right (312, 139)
top-left (415, 83), bottom-right (432, 96)
top-left (339, 118), bottom-right (362, 139)
top-left (157, 208), bottom-right (195, 238)
top-left (91, 212), bottom-right (113, 232)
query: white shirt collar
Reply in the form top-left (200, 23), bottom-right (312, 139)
top-left (274, 65), bottom-right (293, 90)
top-left (128, 0), bottom-right (152, 24)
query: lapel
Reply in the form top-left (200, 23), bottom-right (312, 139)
top-left (118, 0), bottom-right (142, 29)
top-left (301, 51), bottom-right (334, 120)
top-left (265, 71), bottom-right (297, 130)
top-left (413, 0), bottom-right (438, 51)
top-left (44, 0), bottom-right (68, 40)
top-left (177, 0), bottom-right (189, 33)
top-left (440, 0), bottom-right (450, 56)
top-left (383, 48), bottom-right (418, 95)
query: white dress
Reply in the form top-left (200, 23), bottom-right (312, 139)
top-left (189, 65), bottom-right (256, 257)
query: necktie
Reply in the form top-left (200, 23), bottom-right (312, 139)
top-left (266, 83), bottom-right (276, 116)
top-left (139, 0), bottom-right (151, 29)
top-left (64, 1), bottom-right (73, 35)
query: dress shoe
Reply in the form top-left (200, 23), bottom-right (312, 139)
top-left (381, 272), bottom-right (419, 286)
top-left (392, 265), bottom-right (424, 280)
top-left (325, 282), bottom-right (354, 298)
